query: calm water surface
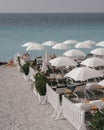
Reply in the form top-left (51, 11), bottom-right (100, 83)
top-left (0, 13), bottom-right (104, 61)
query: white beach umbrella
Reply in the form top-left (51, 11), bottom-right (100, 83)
top-left (44, 50), bottom-right (49, 65)
top-left (63, 49), bottom-right (86, 58)
top-left (26, 43), bottom-right (44, 51)
top-left (96, 41), bottom-right (104, 47)
top-left (75, 42), bottom-right (92, 48)
top-left (41, 57), bottom-right (48, 73)
top-left (98, 80), bottom-right (104, 86)
top-left (65, 67), bottom-right (103, 81)
top-left (90, 48), bottom-right (104, 56)
top-left (83, 40), bottom-right (96, 46)
top-left (21, 42), bottom-right (35, 47)
top-left (41, 50), bottom-right (49, 72)
top-left (63, 40), bottom-right (79, 45)
top-left (52, 43), bottom-right (70, 50)
top-left (49, 56), bottom-right (77, 67)
top-left (42, 41), bottom-right (58, 46)
top-left (81, 57), bottom-right (104, 68)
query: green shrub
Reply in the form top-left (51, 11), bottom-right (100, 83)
top-left (21, 63), bottom-right (29, 75)
top-left (34, 72), bottom-right (49, 95)
top-left (17, 56), bottom-right (21, 66)
top-left (89, 109), bottom-right (104, 130)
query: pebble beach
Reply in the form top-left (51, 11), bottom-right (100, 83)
top-left (0, 65), bottom-right (75, 130)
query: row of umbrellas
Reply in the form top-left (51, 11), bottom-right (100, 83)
top-left (49, 56), bottom-right (104, 81)
top-left (42, 40), bottom-right (93, 49)
top-left (22, 40), bottom-right (103, 49)
top-left (22, 42), bottom-right (44, 51)
top-left (22, 41), bottom-right (104, 56)
top-left (42, 40), bottom-right (96, 47)
top-left (42, 40), bottom-right (104, 48)
top-left (65, 67), bottom-right (103, 82)
top-left (21, 41), bottom-right (104, 83)
top-left (21, 41), bottom-right (104, 71)
top-left (49, 56), bottom-right (104, 68)
top-left (48, 57), bottom-right (104, 83)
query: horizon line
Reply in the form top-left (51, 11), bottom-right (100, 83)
top-left (0, 12), bottom-right (104, 14)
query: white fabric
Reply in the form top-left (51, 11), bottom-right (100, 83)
top-left (89, 100), bottom-right (104, 109)
top-left (81, 57), bottom-right (104, 67)
top-left (42, 41), bottom-right (57, 46)
top-left (62, 96), bottom-right (86, 130)
top-left (37, 93), bottom-right (47, 104)
top-left (63, 49), bottom-right (86, 58)
top-left (28, 67), bottom-right (36, 82)
top-left (75, 100), bottom-right (104, 111)
top-left (75, 42), bottom-right (92, 48)
top-left (83, 40), bottom-right (96, 46)
top-left (20, 58), bottom-right (25, 65)
top-left (26, 43), bottom-right (44, 50)
top-left (52, 43), bottom-right (70, 50)
top-left (22, 42), bottom-right (34, 47)
top-left (85, 83), bottom-right (100, 90)
top-left (49, 56), bottom-right (77, 67)
top-left (98, 80), bottom-right (104, 86)
top-left (65, 67), bottom-right (103, 81)
top-left (96, 41), bottom-right (104, 47)
top-left (90, 48), bottom-right (104, 56)
top-left (85, 83), bottom-right (100, 99)
top-left (63, 40), bottom-right (78, 45)
top-left (13, 53), bottom-right (19, 65)
top-left (33, 85), bottom-right (38, 96)
top-left (75, 102), bottom-right (93, 111)
top-left (41, 57), bottom-right (48, 73)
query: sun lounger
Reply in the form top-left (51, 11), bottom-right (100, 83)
top-left (84, 83), bottom-right (101, 100)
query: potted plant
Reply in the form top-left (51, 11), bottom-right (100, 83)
top-left (17, 56), bottom-right (21, 66)
top-left (21, 63), bottom-right (30, 80)
top-left (89, 109), bottom-right (104, 130)
top-left (34, 72), bottom-right (49, 104)
top-left (16, 56), bottom-right (21, 70)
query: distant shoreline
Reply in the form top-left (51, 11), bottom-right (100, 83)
top-left (0, 12), bottom-right (104, 14)
top-left (0, 61), bottom-right (7, 66)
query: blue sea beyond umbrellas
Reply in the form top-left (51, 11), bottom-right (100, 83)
top-left (0, 13), bottom-right (104, 61)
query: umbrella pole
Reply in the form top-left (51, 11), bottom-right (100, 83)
top-left (30, 51), bottom-right (32, 60)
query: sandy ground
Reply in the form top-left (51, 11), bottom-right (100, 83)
top-left (0, 66), bottom-right (75, 130)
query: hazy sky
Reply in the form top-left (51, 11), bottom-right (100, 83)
top-left (0, 0), bottom-right (104, 13)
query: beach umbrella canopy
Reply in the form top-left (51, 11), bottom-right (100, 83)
top-left (63, 49), bottom-right (86, 58)
top-left (81, 57), bottom-right (104, 68)
top-left (41, 57), bottom-right (48, 72)
top-left (83, 40), bottom-right (96, 46)
top-left (96, 41), bottom-right (104, 47)
top-left (41, 50), bottom-right (49, 72)
top-left (21, 42), bottom-right (35, 47)
top-left (49, 56), bottom-right (77, 67)
top-left (44, 50), bottom-right (49, 65)
top-left (98, 80), bottom-right (104, 86)
top-left (63, 40), bottom-right (79, 45)
top-left (26, 43), bottom-right (44, 51)
top-left (75, 42), bottom-right (92, 48)
top-left (65, 67), bottom-right (103, 81)
top-left (52, 43), bottom-right (70, 50)
top-left (42, 41), bottom-right (58, 46)
top-left (90, 48), bottom-right (104, 56)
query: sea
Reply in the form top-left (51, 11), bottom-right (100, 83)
top-left (0, 13), bottom-right (104, 61)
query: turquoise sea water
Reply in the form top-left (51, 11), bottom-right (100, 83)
top-left (0, 13), bottom-right (104, 61)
